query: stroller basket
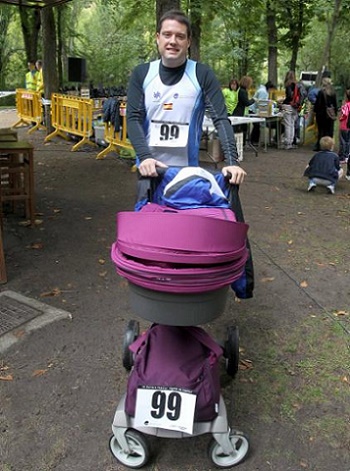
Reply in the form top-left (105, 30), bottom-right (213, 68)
top-left (129, 282), bottom-right (228, 326)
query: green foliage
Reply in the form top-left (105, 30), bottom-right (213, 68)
top-left (2, 0), bottom-right (350, 92)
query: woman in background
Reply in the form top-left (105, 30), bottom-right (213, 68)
top-left (232, 76), bottom-right (255, 144)
top-left (281, 70), bottom-right (299, 150)
top-left (222, 78), bottom-right (239, 115)
top-left (313, 76), bottom-right (338, 151)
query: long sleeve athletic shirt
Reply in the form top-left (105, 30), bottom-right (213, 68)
top-left (127, 59), bottom-right (239, 167)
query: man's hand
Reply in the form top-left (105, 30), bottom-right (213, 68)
top-left (222, 165), bottom-right (247, 185)
top-left (138, 158), bottom-right (168, 177)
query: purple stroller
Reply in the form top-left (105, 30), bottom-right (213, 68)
top-left (109, 168), bottom-right (251, 468)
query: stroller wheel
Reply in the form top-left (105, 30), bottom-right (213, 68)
top-left (208, 430), bottom-right (249, 468)
top-left (109, 429), bottom-right (150, 468)
top-left (224, 326), bottom-right (239, 378)
top-left (122, 320), bottom-right (139, 371)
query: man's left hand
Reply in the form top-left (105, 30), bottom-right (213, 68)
top-left (222, 165), bottom-right (247, 185)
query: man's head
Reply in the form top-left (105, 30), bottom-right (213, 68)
top-left (36, 60), bottom-right (42, 70)
top-left (156, 10), bottom-right (191, 67)
top-left (320, 136), bottom-right (334, 151)
top-left (28, 61), bottom-right (36, 71)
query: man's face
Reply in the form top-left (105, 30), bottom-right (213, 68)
top-left (156, 19), bottom-right (190, 67)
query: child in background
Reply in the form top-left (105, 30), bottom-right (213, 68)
top-left (304, 136), bottom-right (343, 194)
top-left (338, 88), bottom-right (350, 179)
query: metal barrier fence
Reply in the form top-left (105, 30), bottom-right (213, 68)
top-left (44, 94), bottom-right (104, 151)
top-left (13, 89), bottom-right (45, 134)
top-left (96, 103), bottom-right (134, 160)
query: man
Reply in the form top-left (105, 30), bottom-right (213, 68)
top-left (126, 10), bottom-right (246, 185)
top-left (25, 61), bottom-right (38, 91)
top-left (35, 60), bottom-right (44, 94)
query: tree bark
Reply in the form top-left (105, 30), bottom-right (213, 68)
top-left (266, 1), bottom-right (278, 87)
top-left (156, 0), bottom-right (180, 29)
top-left (316, 0), bottom-right (342, 86)
top-left (41, 6), bottom-right (58, 133)
top-left (19, 6), bottom-right (41, 62)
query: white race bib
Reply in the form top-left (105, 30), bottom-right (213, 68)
top-left (149, 121), bottom-right (189, 147)
top-left (134, 387), bottom-right (197, 434)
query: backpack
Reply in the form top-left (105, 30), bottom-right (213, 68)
top-left (290, 82), bottom-right (308, 112)
top-left (124, 324), bottom-right (223, 422)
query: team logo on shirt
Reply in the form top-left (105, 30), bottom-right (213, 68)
top-left (153, 91), bottom-right (161, 100)
top-left (163, 103), bottom-right (173, 110)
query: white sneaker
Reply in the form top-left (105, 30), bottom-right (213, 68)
top-left (327, 185), bottom-right (335, 195)
top-left (345, 175), bottom-right (350, 181)
top-left (308, 182), bottom-right (316, 192)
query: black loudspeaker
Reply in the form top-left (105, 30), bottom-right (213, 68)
top-left (68, 57), bottom-right (87, 82)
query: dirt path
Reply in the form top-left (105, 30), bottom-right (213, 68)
top-left (0, 121), bottom-right (349, 471)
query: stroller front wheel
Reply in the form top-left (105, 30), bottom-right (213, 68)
top-left (208, 430), bottom-right (249, 468)
top-left (109, 429), bottom-right (150, 468)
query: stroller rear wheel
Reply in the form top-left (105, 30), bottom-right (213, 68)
top-left (109, 429), bottom-right (150, 468)
top-left (122, 320), bottom-right (140, 371)
top-left (224, 326), bottom-right (239, 378)
top-left (208, 430), bottom-right (249, 468)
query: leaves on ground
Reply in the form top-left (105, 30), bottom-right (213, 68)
top-left (0, 374), bottom-right (13, 381)
top-left (40, 287), bottom-right (61, 297)
top-left (261, 276), bottom-right (275, 282)
top-left (300, 280), bottom-right (308, 288)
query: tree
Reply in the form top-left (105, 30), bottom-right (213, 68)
top-left (266, 0), bottom-right (278, 87)
top-left (19, 5), bottom-right (41, 62)
top-left (156, 0), bottom-right (180, 29)
top-left (41, 6), bottom-right (58, 98)
top-left (315, 0), bottom-right (342, 86)
top-left (0, 5), bottom-right (13, 89)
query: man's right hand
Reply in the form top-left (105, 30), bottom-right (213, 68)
top-left (138, 158), bottom-right (168, 177)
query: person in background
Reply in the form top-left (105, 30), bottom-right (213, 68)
top-left (25, 60), bottom-right (38, 91)
top-left (281, 70), bottom-right (298, 150)
top-left (232, 75), bottom-right (255, 144)
top-left (304, 136), bottom-right (343, 194)
top-left (250, 80), bottom-right (275, 145)
top-left (222, 78), bottom-right (239, 116)
top-left (35, 60), bottom-right (44, 94)
top-left (126, 10), bottom-right (246, 185)
top-left (338, 87), bottom-right (350, 166)
top-left (313, 76), bottom-right (338, 151)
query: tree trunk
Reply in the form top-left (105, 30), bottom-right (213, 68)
top-left (41, 6), bottom-right (58, 133)
top-left (57, 6), bottom-right (63, 89)
top-left (189, 0), bottom-right (202, 60)
top-left (266, 1), bottom-right (278, 87)
top-left (19, 6), bottom-right (41, 62)
top-left (156, 0), bottom-right (180, 29)
top-left (316, 0), bottom-right (342, 86)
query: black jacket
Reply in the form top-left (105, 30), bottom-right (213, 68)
top-left (304, 150), bottom-right (341, 184)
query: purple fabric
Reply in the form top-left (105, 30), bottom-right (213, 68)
top-left (111, 244), bottom-right (247, 293)
top-left (116, 211), bottom-right (248, 259)
top-left (125, 324), bottom-right (222, 422)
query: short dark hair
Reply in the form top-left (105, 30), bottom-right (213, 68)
top-left (157, 10), bottom-right (192, 38)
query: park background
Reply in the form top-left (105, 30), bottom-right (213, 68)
top-left (0, 0), bottom-right (349, 104)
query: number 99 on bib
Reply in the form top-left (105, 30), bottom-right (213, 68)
top-left (134, 387), bottom-right (197, 434)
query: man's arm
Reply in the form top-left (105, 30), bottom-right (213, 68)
top-left (126, 63), bottom-right (154, 163)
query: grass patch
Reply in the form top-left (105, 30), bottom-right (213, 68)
top-left (236, 314), bottom-right (349, 444)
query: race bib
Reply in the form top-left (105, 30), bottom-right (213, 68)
top-left (134, 386), bottom-right (196, 434)
top-left (149, 121), bottom-right (189, 147)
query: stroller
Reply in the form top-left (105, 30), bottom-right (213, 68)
top-left (109, 167), bottom-right (252, 468)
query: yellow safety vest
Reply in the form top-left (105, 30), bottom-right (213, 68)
top-left (36, 69), bottom-right (44, 93)
top-left (25, 70), bottom-right (38, 91)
